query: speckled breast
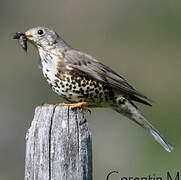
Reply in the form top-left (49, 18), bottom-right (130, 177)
top-left (45, 69), bottom-right (115, 105)
top-left (39, 50), bottom-right (115, 105)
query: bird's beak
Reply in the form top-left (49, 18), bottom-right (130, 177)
top-left (25, 34), bottom-right (33, 40)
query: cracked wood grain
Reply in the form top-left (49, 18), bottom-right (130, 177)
top-left (25, 106), bottom-right (92, 180)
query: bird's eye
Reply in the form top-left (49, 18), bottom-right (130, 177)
top-left (37, 29), bottom-right (44, 35)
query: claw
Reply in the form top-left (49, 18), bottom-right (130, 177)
top-left (82, 107), bottom-right (91, 114)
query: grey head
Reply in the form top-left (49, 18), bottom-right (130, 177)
top-left (25, 26), bottom-right (70, 50)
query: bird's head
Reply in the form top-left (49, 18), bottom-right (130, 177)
top-left (25, 27), bottom-right (59, 49)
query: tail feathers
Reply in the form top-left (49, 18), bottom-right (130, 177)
top-left (114, 100), bottom-right (174, 152)
top-left (148, 128), bottom-right (173, 152)
top-left (135, 109), bottom-right (174, 152)
top-left (133, 114), bottom-right (173, 152)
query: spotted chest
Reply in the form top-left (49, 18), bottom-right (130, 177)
top-left (43, 64), bottom-right (116, 104)
top-left (53, 70), bottom-right (118, 105)
top-left (39, 49), bottom-right (116, 105)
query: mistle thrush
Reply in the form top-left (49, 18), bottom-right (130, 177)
top-left (14, 27), bottom-right (173, 152)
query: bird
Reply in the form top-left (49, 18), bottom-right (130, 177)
top-left (16, 26), bottom-right (173, 152)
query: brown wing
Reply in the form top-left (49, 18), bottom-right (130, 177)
top-left (64, 49), bottom-right (152, 106)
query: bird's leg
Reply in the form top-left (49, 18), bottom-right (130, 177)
top-left (71, 102), bottom-right (93, 108)
top-left (43, 102), bottom-right (92, 113)
top-left (58, 102), bottom-right (94, 109)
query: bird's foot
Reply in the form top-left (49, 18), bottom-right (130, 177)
top-left (43, 102), bottom-right (92, 113)
top-left (59, 102), bottom-right (92, 114)
top-left (58, 102), bottom-right (94, 108)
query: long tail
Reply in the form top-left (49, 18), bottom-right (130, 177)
top-left (113, 99), bottom-right (173, 152)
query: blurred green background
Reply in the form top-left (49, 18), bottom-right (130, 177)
top-left (0, 0), bottom-right (180, 179)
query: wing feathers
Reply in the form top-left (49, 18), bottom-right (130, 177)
top-left (64, 49), bottom-right (152, 104)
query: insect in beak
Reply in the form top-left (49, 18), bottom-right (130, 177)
top-left (13, 32), bottom-right (28, 51)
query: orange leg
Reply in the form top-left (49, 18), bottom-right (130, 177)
top-left (58, 102), bottom-right (95, 109)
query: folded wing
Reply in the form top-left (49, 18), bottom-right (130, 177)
top-left (64, 49), bottom-right (152, 106)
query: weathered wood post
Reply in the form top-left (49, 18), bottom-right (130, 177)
top-left (25, 106), bottom-right (92, 180)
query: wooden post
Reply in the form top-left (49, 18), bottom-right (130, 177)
top-left (25, 106), bottom-right (92, 180)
